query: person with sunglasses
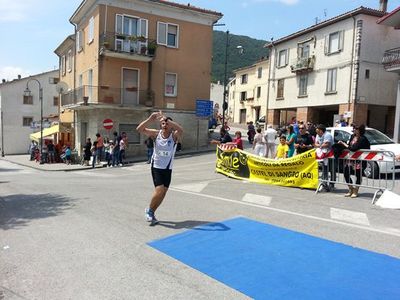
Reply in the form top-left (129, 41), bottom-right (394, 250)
top-left (295, 125), bottom-right (314, 155)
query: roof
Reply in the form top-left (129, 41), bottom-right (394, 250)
top-left (71, 0), bottom-right (222, 24)
top-left (0, 70), bottom-right (59, 87)
top-left (233, 57), bottom-right (269, 73)
top-left (267, 6), bottom-right (386, 47)
top-left (377, 6), bottom-right (400, 27)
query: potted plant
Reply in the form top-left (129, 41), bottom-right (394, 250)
top-left (147, 41), bottom-right (157, 56)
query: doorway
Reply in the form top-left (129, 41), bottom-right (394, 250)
top-left (122, 68), bottom-right (139, 105)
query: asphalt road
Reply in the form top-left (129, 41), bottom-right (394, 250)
top-left (1, 152), bottom-right (400, 299)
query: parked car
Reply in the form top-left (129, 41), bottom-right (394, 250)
top-left (326, 126), bottom-right (400, 178)
top-left (256, 116), bottom-right (265, 127)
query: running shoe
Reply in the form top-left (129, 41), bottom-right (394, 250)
top-left (145, 208), bottom-right (154, 222)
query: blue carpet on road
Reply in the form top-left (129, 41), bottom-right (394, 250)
top-left (148, 217), bottom-right (400, 299)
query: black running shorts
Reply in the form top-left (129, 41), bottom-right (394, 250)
top-left (151, 167), bottom-right (172, 188)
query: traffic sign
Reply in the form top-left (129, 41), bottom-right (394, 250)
top-left (103, 118), bottom-right (113, 130)
top-left (196, 99), bottom-right (213, 117)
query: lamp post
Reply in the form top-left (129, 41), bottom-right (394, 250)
top-left (24, 79), bottom-right (44, 164)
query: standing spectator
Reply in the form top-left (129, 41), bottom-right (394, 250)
top-left (339, 124), bottom-right (370, 198)
top-left (112, 131), bottom-right (120, 167)
top-left (47, 140), bottom-right (56, 163)
top-left (119, 133), bottom-right (127, 166)
top-left (104, 138), bottom-right (112, 167)
top-left (83, 138), bottom-right (92, 166)
top-left (295, 125), bottom-right (314, 155)
top-left (276, 136), bottom-right (289, 159)
top-left (91, 141), bottom-right (98, 168)
top-left (306, 122), bottom-right (316, 137)
top-left (232, 131), bottom-right (243, 150)
top-left (315, 124), bottom-right (335, 191)
top-left (264, 124), bottom-right (277, 158)
top-left (253, 128), bottom-right (265, 157)
top-left (286, 125), bottom-right (297, 158)
top-left (145, 136), bottom-right (154, 164)
top-left (247, 121), bottom-right (256, 144)
top-left (28, 141), bottom-right (37, 161)
top-left (65, 145), bottom-right (72, 165)
top-left (96, 133), bottom-right (104, 163)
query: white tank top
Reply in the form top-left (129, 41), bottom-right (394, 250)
top-left (152, 130), bottom-right (177, 169)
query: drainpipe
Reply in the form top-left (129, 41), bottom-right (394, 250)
top-left (351, 19), bottom-right (363, 124)
top-left (266, 39), bottom-right (275, 128)
top-left (69, 19), bottom-right (78, 151)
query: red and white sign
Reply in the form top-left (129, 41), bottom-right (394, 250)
top-left (103, 119), bottom-right (113, 130)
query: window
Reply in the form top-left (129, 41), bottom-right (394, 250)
top-left (76, 30), bottom-right (83, 52)
top-left (325, 31), bottom-right (344, 54)
top-left (299, 74), bottom-right (308, 96)
top-left (119, 124), bottom-right (140, 144)
top-left (241, 74), bottom-right (248, 84)
top-left (165, 73), bottom-right (177, 96)
top-left (115, 15), bottom-right (148, 52)
top-left (157, 22), bottom-right (178, 47)
top-left (23, 95), bottom-right (33, 105)
top-left (257, 67), bottom-right (262, 78)
top-left (61, 55), bottom-right (66, 75)
top-left (326, 68), bottom-right (337, 93)
top-left (278, 49), bottom-right (288, 67)
top-left (240, 91), bottom-right (247, 101)
top-left (277, 79), bottom-right (284, 98)
top-left (88, 16), bottom-right (94, 43)
top-left (23, 117), bottom-right (33, 127)
top-left (67, 50), bottom-right (72, 72)
top-left (365, 69), bottom-right (370, 79)
top-left (257, 86), bottom-right (261, 98)
top-left (53, 97), bottom-right (59, 106)
top-left (299, 44), bottom-right (310, 58)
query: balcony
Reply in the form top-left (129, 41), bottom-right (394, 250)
top-left (382, 48), bottom-right (400, 72)
top-left (99, 32), bottom-right (157, 62)
top-left (61, 85), bottom-right (154, 108)
top-left (290, 56), bottom-right (315, 73)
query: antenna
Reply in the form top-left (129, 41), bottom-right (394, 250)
top-left (324, 9), bottom-right (327, 19)
top-left (55, 81), bottom-right (68, 94)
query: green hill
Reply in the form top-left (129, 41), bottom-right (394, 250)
top-left (212, 30), bottom-right (268, 83)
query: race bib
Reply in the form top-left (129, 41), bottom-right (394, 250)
top-left (158, 150), bottom-right (171, 157)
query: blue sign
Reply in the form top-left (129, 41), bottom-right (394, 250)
top-left (196, 99), bottom-right (213, 117)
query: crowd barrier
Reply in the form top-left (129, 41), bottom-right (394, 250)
top-left (316, 149), bottom-right (396, 203)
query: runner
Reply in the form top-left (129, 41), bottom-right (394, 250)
top-left (136, 111), bottom-right (183, 225)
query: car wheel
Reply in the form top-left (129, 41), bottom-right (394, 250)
top-left (364, 161), bottom-right (379, 179)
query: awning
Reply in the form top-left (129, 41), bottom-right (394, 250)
top-left (30, 124), bottom-right (61, 142)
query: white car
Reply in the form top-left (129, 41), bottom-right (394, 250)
top-left (326, 126), bottom-right (400, 178)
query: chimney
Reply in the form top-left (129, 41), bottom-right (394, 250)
top-left (18, 74), bottom-right (21, 80)
top-left (379, 0), bottom-right (388, 13)
top-left (2, 79), bottom-right (5, 83)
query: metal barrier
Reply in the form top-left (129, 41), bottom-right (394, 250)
top-left (315, 149), bottom-right (396, 204)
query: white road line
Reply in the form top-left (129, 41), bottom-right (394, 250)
top-left (242, 193), bottom-right (272, 206)
top-left (169, 187), bottom-right (400, 238)
top-left (330, 208), bottom-right (370, 226)
top-left (173, 182), bottom-right (209, 193)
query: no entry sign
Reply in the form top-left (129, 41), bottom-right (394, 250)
top-left (103, 118), bottom-right (113, 130)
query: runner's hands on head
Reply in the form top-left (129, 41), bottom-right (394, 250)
top-left (150, 110), bottom-right (164, 121)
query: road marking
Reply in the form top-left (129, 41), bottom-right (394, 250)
top-left (173, 182), bottom-right (208, 193)
top-left (169, 188), bottom-right (400, 238)
top-left (330, 208), bottom-right (370, 226)
top-left (242, 193), bottom-right (272, 206)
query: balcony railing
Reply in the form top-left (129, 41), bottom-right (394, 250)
top-left (61, 85), bottom-right (154, 108)
top-left (290, 56), bottom-right (315, 73)
top-left (382, 48), bottom-right (400, 70)
top-left (99, 32), bottom-right (157, 59)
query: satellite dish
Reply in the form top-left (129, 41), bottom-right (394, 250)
top-left (55, 81), bottom-right (68, 94)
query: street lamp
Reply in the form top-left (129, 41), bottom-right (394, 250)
top-left (24, 79), bottom-right (44, 164)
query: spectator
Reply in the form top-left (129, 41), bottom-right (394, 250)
top-left (264, 124), bottom-right (277, 158)
top-left (210, 127), bottom-right (232, 145)
top-left (232, 131), bottom-right (243, 150)
top-left (47, 140), bottom-right (56, 163)
top-left (295, 124), bottom-right (314, 155)
top-left (65, 146), bottom-right (72, 165)
top-left (91, 141), bottom-right (98, 168)
top-left (145, 136), bottom-right (154, 164)
top-left (253, 128), bottom-right (265, 157)
top-left (315, 124), bottom-right (335, 191)
top-left (276, 135), bottom-right (289, 159)
top-left (96, 133), bottom-right (104, 163)
top-left (83, 138), bottom-right (92, 166)
top-left (286, 125), bottom-right (297, 158)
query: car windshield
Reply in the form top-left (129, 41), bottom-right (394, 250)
top-left (365, 129), bottom-right (394, 145)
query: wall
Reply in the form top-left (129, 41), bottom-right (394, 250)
top-left (0, 70), bottom-right (60, 154)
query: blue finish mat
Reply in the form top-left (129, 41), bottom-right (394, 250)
top-left (148, 217), bottom-right (400, 299)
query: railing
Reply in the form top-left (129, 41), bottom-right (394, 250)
top-left (382, 47), bottom-right (400, 70)
top-left (290, 56), bottom-right (315, 73)
top-left (61, 85), bottom-right (154, 107)
top-left (99, 32), bottom-right (157, 57)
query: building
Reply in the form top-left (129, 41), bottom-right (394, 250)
top-left (378, 5), bottom-right (400, 142)
top-left (266, 3), bottom-right (400, 135)
top-left (229, 58), bottom-right (269, 124)
top-left (55, 0), bottom-right (222, 156)
top-left (0, 70), bottom-right (60, 155)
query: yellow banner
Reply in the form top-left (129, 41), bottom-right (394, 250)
top-left (216, 147), bottom-right (318, 190)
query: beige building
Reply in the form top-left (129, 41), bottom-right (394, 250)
top-left (378, 5), bottom-right (400, 142)
top-left (229, 58), bottom-right (269, 124)
top-left (55, 0), bottom-right (222, 155)
top-left (266, 4), bottom-right (400, 135)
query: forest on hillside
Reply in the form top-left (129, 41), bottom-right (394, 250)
top-left (212, 30), bottom-right (268, 83)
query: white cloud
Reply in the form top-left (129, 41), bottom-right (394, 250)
top-left (0, 66), bottom-right (31, 81)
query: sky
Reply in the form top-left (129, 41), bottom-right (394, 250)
top-left (0, 0), bottom-right (398, 81)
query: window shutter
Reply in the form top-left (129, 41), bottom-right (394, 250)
top-left (339, 30), bottom-right (345, 51)
top-left (285, 49), bottom-right (289, 66)
top-left (324, 35), bottom-right (329, 55)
